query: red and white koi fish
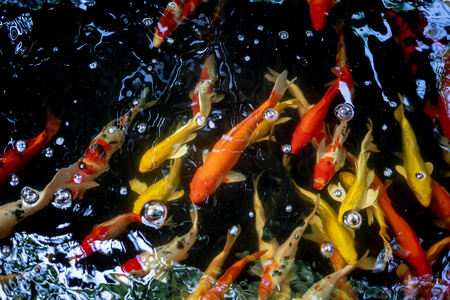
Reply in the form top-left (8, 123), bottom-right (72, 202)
top-left (258, 196), bottom-right (319, 300)
top-left (153, 0), bottom-right (203, 48)
top-left (203, 250), bottom-right (267, 300)
top-left (298, 250), bottom-right (374, 299)
top-left (188, 225), bottom-right (241, 299)
top-left (307, 0), bottom-right (340, 30)
top-left (69, 89), bottom-right (156, 199)
top-left (313, 119), bottom-right (349, 190)
top-left (0, 110), bottom-right (61, 187)
top-left (190, 54), bottom-right (224, 117)
top-left (290, 78), bottom-right (341, 154)
top-left (189, 70), bottom-right (290, 204)
top-left (120, 205), bottom-right (198, 278)
top-left (68, 213), bottom-right (142, 261)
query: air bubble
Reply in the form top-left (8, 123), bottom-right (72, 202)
top-left (281, 144), bottom-right (292, 153)
top-left (320, 242), bottom-right (335, 258)
top-left (108, 126), bottom-right (117, 133)
top-left (257, 25), bottom-right (264, 31)
top-left (167, 37), bottom-right (174, 44)
top-left (141, 200), bottom-right (167, 228)
top-left (137, 123), bottom-right (147, 133)
top-left (52, 188), bottom-right (73, 209)
top-left (15, 140), bottom-right (27, 152)
top-left (79, 162), bottom-right (87, 170)
top-left (333, 188), bottom-right (343, 198)
top-left (384, 168), bottom-right (393, 177)
top-left (286, 205), bottom-right (292, 213)
top-left (44, 147), bottom-right (54, 158)
top-left (249, 211), bottom-right (255, 218)
top-left (364, 81), bottom-right (372, 86)
top-left (89, 62), bottom-right (97, 69)
top-left (55, 137), bottom-right (64, 145)
top-left (343, 210), bottom-right (362, 230)
top-left (389, 102), bottom-right (397, 108)
top-left (382, 124), bottom-right (388, 131)
top-left (244, 56), bottom-right (250, 61)
top-left (264, 109), bottom-right (278, 121)
top-left (230, 225), bottom-right (239, 236)
top-left (1, 245), bottom-right (11, 257)
top-left (237, 35), bottom-right (245, 41)
top-left (278, 31), bottom-right (289, 39)
top-left (196, 115), bottom-right (205, 126)
top-left (305, 30), bottom-right (313, 37)
top-left (120, 187), bottom-right (127, 195)
top-left (132, 99), bottom-right (139, 106)
top-left (73, 173), bottom-right (84, 184)
top-left (254, 39), bottom-right (259, 45)
top-left (21, 186), bottom-right (39, 206)
top-left (10, 174), bottom-right (19, 186)
top-left (334, 103), bottom-right (355, 120)
top-left (53, 47), bottom-right (58, 52)
top-left (168, 2), bottom-right (176, 8)
top-left (142, 18), bottom-right (153, 26)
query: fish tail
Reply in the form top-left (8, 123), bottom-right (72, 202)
top-left (361, 119), bottom-right (378, 159)
top-left (394, 94), bottom-right (404, 123)
top-left (355, 250), bottom-right (376, 271)
top-left (272, 70), bottom-right (289, 98)
top-left (45, 109), bottom-right (62, 137)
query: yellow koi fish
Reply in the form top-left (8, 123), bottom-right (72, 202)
top-left (130, 157), bottom-right (184, 214)
top-left (293, 182), bottom-right (358, 264)
top-left (336, 120), bottom-right (378, 225)
top-left (139, 112), bottom-right (205, 173)
top-left (394, 94), bottom-right (433, 207)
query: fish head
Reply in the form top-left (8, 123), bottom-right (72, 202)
top-left (314, 157), bottom-right (336, 190)
top-left (412, 174), bottom-right (432, 207)
top-left (189, 175), bottom-right (217, 204)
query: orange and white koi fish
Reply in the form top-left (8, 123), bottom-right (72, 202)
top-left (120, 205), bottom-right (198, 278)
top-left (203, 249), bottom-right (267, 300)
top-left (68, 213), bottom-right (142, 261)
top-left (153, 0), bottom-right (203, 48)
top-left (69, 88), bottom-right (156, 199)
top-left (394, 94), bottom-right (433, 207)
top-left (130, 157), bottom-right (184, 214)
top-left (190, 70), bottom-right (290, 203)
top-left (296, 250), bottom-right (374, 300)
top-left (139, 112), bottom-right (205, 174)
top-left (0, 110), bottom-right (61, 187)
top-left (188, 225), bottom-right (241, 299)
top-left (290, 78), bottom-right (341, 154)
top-left (190, 54), bottom-right (224, 117)
top-left (307, 0), bottom-right (340, 30)
top-left (313, 119), bottom-right (349, 190)
top-left (258, 196), bottom-right (319, 300)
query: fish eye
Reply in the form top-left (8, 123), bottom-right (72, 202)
top-left (415, 172), bottom-right (426, 180)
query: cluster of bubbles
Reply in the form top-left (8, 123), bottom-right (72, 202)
top-left (20, 186), bottom-right (39, 206)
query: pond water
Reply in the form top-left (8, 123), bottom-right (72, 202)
top-left (1, 0), bottom-right (450, 299)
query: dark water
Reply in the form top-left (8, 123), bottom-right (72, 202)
top-left (0, 0), bottom-right (450, 298)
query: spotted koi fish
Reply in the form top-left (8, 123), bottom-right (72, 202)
top-left (0, 110), bottom-right (61, 187)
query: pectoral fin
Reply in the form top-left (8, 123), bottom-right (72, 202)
top-left (167, 190), bottom-right (185, 201)
top-left (212, 93), bottom-right (225, 103)
top-left (168, 144), bottom-right (189, 159)
top-left (425, 162), bottom-right (434, 174)
top-left (129, 178), bottom-right (148, 195)
top-left (223, 171), bottom-right (246, 183)
top-left (395, 165), bottom-right (407, 179)
top-left (362, 188), bottom-right (379, 209)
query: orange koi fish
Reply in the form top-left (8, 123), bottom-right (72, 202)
top-left (429, 179), bottom-right (450, 230)
top-left (190, 70), bottom-right (290, 203)
top-left (313, 119), bottom-right (349, 190)
top-left (68, 213), bottom-right (142, 261)
top-left (153, 0), bottom-right (203, 48)
top-left (290, 78), bottom-right (341, 154)
top-left (190, 54), bottom-right (223, 117)
top-left (0, 110), bottom-right (61, 187)
top-left (188, 225), bottom-right (240, 299)
top-left (69, 89), bottom-right (156, 199)
top-left (307, 0), bottom-right (340, 30)
top-left (203, 250), bottom-right (267, 300)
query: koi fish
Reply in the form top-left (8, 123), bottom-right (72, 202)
top-left (298, 250), bottom-right (374, 299)
top-left (68, 213), bottom-right (142, 261)
top-left (188, 225), bottom-right (241, 299)
top-left (429, 179), bottom-right (450, 230)
top-left (130, 157), bottom-right (184, 215)
top-left (69, 88), bottom-right (156, 199)
top-left (258, 196), bottom-right (319, 300)
top-left (189, 70), bottom-right (290, 203)
top-left (336, 120), bottom-right (378, 224)
top-left (307, 0), bottom-right (340, 30)
top-left (0, 109), bottom-right (61, 187)
top-left (394, 94), bottom-right (433, 207)
top-left (293, 182), bottom-right (358, 265)
top-left (290, 78), bottom-right (341, 154)
top-left (313, 119), bottom-right (349, 190)
top-left (153, 0), bottom-right (202, 48)
top-left (190, 54), bottom-right (224, 117)
top-left (120, 205), bottom-right (198, 278)
top-left (139, 112), bottom-right (205, 174)
top-left (203, 249), bottom-right (268, 300)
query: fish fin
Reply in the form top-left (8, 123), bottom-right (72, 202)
top-left (346, 227), bottom-right (356, 239)
top-left (394, 95), bottom-right (404, 123)
top-left (189, 90), bottom-right (194, 99)
top-left (184, 132), bottom-right (198, 144)
top-left (273, 70), bottom-right (289, 97)
top-left (212, 93), bottom-right (225, 103)
top-left (366, 169), bottom-right (375, 187)
top-left (254, 135), bottom-right (277, 143)
top-left (395, 165), bottom-right (407, 179)
top-left (367, 207), bottom-right (375, 225)
top-left (163, 215), bottom-right (175, 227)
top-left (143, 99), bottom-right (158, 110)
top-left (396, 263), bottom-right (410, 278)
top-left (316, 138), bottom-right (327, 163)
top-left (265, 67), bottom-right (280, 79)
top-left (336, 150), bottom-right (347, 170)
top-left (167, 190), bottom-right (185, 201)
top-left (423, 105), bottom-right (440, 119)
top-left (63, 181), bottom-right (100, 191)
top-left (274, 116), bottom-right (291, 126)
top-left (362, 188), bottom-right (379, 209)
top-left (202, 148), bottom-right (210, 163)
top-left (168, 144), bottom-right (189, 159)
top-left (425, 162), bottom-right (434, 174)
top-left (327, 183), bottom-right (346, 202)
top-left (355, 251), bottom-right (376, 271)
top-left (129, 178), bottom-right (148, 195)
top-left (223, 171), bottom-right (246, 183)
